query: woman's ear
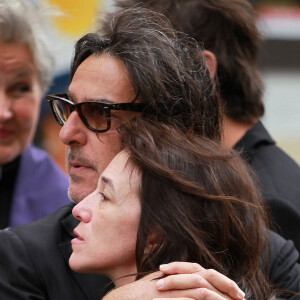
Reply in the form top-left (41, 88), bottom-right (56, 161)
top-left (144, 228), bottom-right (161, 254)
top-left (147, 231), bottom-right (157, 247)
top-left (203, 50), bottom-right (218, 78)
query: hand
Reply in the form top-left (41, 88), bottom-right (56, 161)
top-left (102, 262), bottom-right (245, 300)
top-left (156, 262), bottom-right (245, 300)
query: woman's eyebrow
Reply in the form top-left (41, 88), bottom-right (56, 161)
top-left (14, 68), bottom-right (34, 78)
top-left (101, 175), bottom-right (115, 192)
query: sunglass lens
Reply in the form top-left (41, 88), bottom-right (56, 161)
top-left (52, 99), bottom-right (72, 125)
top-left (81, 102), bottom-right (108, 131)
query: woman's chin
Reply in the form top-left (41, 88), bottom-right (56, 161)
top-left (69, 253), bottom-right (87, 273)
top-left (69, 254), bottom-right (104, 274)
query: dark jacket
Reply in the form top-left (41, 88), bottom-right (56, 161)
top-left (235, 122), bottom-right (300, 254)
top-left (0, 204), bottom-right (111, 300)
top-left (0, 203), bottom-right (299, 299)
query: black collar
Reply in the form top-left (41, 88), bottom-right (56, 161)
top-left (234, 121), bottom-right (275, 162)
top-left (0, 156), bottom-right (21, 182)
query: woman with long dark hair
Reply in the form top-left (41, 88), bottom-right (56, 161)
top-left (70, 118), bottom-right (273, 300)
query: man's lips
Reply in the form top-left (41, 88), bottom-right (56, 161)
top-left (69, 159), bottom-right (91, 168)
top-left (68, 160), bottom-right (94, 175)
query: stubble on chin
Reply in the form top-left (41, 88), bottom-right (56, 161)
top-left (68, 182), bottom-right (89, 204)
top-left (68, 174), bottom-right (98, 204)
top-left (65, 146), bottom-right (100, 203)
top-left (68, 186), bottom-right (81, 204)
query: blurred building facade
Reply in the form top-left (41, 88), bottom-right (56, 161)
top-left (255, 0), bottom-right (300, 164)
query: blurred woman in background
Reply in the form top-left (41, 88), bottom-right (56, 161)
top-left (0, 0), bottom-right (69, 228)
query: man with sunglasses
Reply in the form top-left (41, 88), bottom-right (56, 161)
top-left (0, 6), bottom-right (300, 300)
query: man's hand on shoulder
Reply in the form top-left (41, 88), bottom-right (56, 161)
top-left (102, 262), bottom-right (245, 300)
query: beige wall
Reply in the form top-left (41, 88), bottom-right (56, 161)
top-left (262, 70), bottom-right (300, 164)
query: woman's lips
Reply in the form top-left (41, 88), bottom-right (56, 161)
top-left (72, 229), bottom-right (85, 245)
top-left (0, 128), bottom-right (14, 139)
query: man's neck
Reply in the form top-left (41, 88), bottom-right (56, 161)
top-left (222, 115), bottom-right (257, 148)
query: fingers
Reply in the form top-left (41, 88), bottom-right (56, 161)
top-left (159, 263), bottom-right (245, 300)
top-left (153, 287), bottom-right (234, 300)
top-left (160, 262), bottom-right (204, 275)
top-left (200, 269), bottom-right (245, 300)
top-left (156, 273), bottom-right (218, 294)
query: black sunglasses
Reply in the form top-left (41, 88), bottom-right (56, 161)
top-left (46, 92), bottom-right (143, 133)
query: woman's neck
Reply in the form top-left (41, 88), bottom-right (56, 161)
top-left (113, 273), bottom-right (136, 288)
top-left (108, 264), bottom-right (137, 288)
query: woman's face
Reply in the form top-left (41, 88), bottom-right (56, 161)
top-left (70, 151), bottom-right (141, 285)
top-left (0, 40), bottom-right (42, 165)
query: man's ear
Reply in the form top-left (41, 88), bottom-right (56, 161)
top-left (203, 50), bottom-right (218, 78)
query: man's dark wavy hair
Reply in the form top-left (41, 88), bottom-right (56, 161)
top-left (115, 0), bottom-right (265, 123)
top-left (71, 7), bottom-right (222, 140)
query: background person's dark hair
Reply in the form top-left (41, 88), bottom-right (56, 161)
top-left (119, 118), bottom-right (272, 300)
top-left (71, 7), bottom-right (222, 140)
top-left (115, 0), bottom-right (264, 124)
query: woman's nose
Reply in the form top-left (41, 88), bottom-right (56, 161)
top-left (0, 92), bottom-right (13, 122)
top-left (72, 197), bottom-right (92, 223)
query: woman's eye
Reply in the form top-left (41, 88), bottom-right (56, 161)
top-left (9, 83), bottom-right (31, 96)
top-left (100, 192), bottom-right (109, 201)
top-left (18, 84), bottom-right (31, 92)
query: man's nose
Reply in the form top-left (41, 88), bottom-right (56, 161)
top-left (0, 91), bottom-right (13, 122)
top-left (59, 110), bottom-right (88, 146)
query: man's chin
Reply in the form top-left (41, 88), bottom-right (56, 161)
top-left (68, 186), bottom-right (88, 204)
top-left (68, 179), bottom-right (97, 204)
top-left (68, 174), bottom-right (97, 203)
top-left (68, 191), bottom-right (81, 204)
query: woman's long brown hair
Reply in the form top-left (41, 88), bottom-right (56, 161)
top-left (120, 119), bottom-right (272, 300)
